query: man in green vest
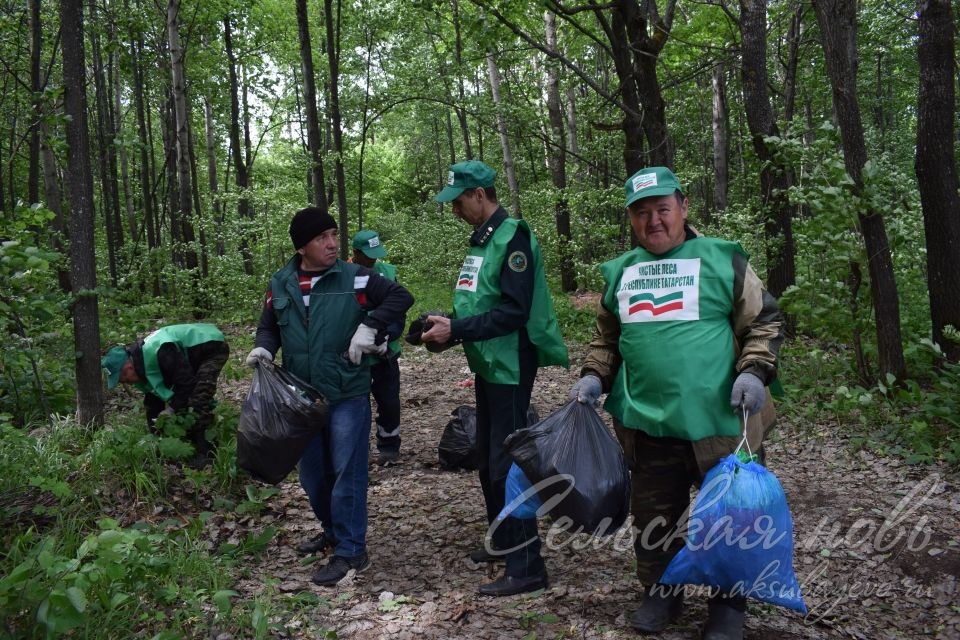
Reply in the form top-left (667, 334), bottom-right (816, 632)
top-left (422, 160), bottom-right (569, 597)
top-left (352, 229), bottom-right (403, 466)
top-left (245, 207), bottom-right (414, 587)
top-left (568, 167), bottom-right (784, 639)
top-left (101, 323), bottom-right (229, 468)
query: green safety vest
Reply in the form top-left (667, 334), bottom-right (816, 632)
top-left (270, 257), bottom-right (371, 403)
top-left (453, 218), bottom-right (569, 384)
top-left (136, 323), bottom-right (224, 401)
top-left (601, 237), bottom-right (744, 441)
top-left (373, 261), bottom-right (401, 356)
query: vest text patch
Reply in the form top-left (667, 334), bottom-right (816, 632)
top-left (617, 258), bottom-right (701, 322)
top-left (456, 255), bottom-right (483, 292)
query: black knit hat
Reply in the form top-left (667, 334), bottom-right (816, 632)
top-left (289, 207), bottom-right (337, 249)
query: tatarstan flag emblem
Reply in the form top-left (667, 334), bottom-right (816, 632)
top-left (458, 273), bottom-right (474, 287)
top-left (628, 291), bottom-right (683, 316)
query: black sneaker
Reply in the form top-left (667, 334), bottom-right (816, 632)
top-left (295, 532), bottom-right (335, 555)
top-left (311, 553), bottom-right (370, 586)
top-left (376, 450), bottom-right (399, 466)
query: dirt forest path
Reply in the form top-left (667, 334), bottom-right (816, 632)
top-left (220, 345), bottom-right (959, 640)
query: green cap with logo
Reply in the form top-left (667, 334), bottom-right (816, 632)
top-left (435, 160), bottom-right (497, 203)
top-left (352, 229), bottom-right (388, 259)
top-left (101, 346), bottom-right (129, 389)
top-left (624, 166), bottom-right (684, 208)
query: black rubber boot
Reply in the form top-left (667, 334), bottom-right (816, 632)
top-left (629, 584), bottom-right (684, 633)
top-left (702, 597), bottom-right (745, 640)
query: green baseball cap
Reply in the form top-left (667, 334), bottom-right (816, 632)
top-left (624, 166), bottom-right (684, 208)
top-left (352, 229), bottom-right (388, 259)
top-left (101, 346), bottom-right (129, 389)
top-left (435, 160), bottom-right (497, 203)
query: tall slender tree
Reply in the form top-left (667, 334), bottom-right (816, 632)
top-left (61, 0), bottom-right (103, 426)
top-left (324, 0), bottom-right (351, 256)
top-left (167, 0), bottom-right (197, 271)
top-left (915, 0), bottom-right (960, 362)
top-left (812, 0), bottom-right (906, 380)
top-left (738, 0), bottom-right (795, 299)
top-left (296, 0), bottom-right (328, 209)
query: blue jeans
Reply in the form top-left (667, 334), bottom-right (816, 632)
top-left (298, 394), bottom-right (372, 557)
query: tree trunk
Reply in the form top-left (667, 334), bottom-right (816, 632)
top-left (296, 0), bottom-right (328, 209)
top-left (916, 0), bottom-right (960, 361)
top-left (186, 114), bottom-right (208, 279)
top-left (452, 0), bottom-right (473, 159)
top-left (711, 64), bottom-right (728, 213)
top-left (812, 0), bottom-right (906, 380)
top-left (61, 0), bottom-right (104, 426)
top-left (162, 94), bottom-right (180, 267)
top-left (324, 0), bottom-right (351, 258)
top-left (203, 90), bottom-right (223, 256)
top-left (782, 2), bottom-right (803, 126)
top-left (739, 0), bottom-right (795, 299)
top-left (89, 0), bottom-right (120, 286)
top-left (357, 29), bottom-right (374, 229)
top-left (223, 15), bottom-right (253, 274)
top-left (129, 0), bottom-right (160, 296)
top-left (28, 0), bottom-right (41, 204)
top-left (485, 50), bottom-right (520, 217)
top-left (110, 8), bottom-right (137, 243)
top-left (544, 11), bottom-right (576, 292)
top-left (40, 119), bottom-right (71, 292)
top-left (167, 0), bottom-right (197, 271)
top-left (565, 86), bottom-right (580, 181)
top-left (605, 5), bottom-right (646, 174)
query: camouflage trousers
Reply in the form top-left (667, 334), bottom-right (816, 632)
top-left (187, 341), bottom-right (229, 450)
top-left (614, 421), bottom-right (703, 585)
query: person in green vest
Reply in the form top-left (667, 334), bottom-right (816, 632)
top-left (101, 323), bottom-right (229, 468)
top-left (351, 229), bottom-right (403, 466)
top-left (245, 207), bottom-right (414, 587)
top-left (568, 167), bottom-right (785, 639)
top-left (421, 160), bottom-right (569, 597)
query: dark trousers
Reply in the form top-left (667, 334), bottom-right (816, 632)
top-left (144, 341), bottom-right (229, 455)
top-left (474, 347), bottom-right (544, 579)
top-left (615, 426), bottom-right (700, 584)
top-left (370, 356), bottom-right (401, 452)
top-left (186, 341), bottom-right (229, 454)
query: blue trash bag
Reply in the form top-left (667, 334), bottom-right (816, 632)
top-left (496, 463), bottom-right (543, 520)
top-left (659, 453), bottom-right (807, 613)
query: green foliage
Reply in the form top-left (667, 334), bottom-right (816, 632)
top-left (0, 207), bottom-right (74, 424)
top-left (769, 125), bottom-right (932, 380)
top-left (778, 340), bottom-right (960, 465)
top-left (0, 517), bottom-right (235, 639)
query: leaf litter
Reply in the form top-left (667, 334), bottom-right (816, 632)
top-left (209, 345), bottom-right (959, 639)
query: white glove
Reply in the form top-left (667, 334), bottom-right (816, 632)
top-left (245, 347), bottom-right (273, 367)
top-left (730, 372), bottom-right (765, 414)
top-left (348, 324), bottom-right (386, 364)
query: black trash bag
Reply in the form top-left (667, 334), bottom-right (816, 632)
top-left (405, 311), bottom-right (462, 353)
top-left (437, 405), bottom-right (477, 470)
top-left (437, 404), bottom-right (540, 471)
top-left (237, 363), bottom-right (329, 484)
top-left (504, 400), bottom-right (630, 536)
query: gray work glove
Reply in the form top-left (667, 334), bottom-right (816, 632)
top-left (348, 324), bottom-right (387, 365)
top-left (569, 374), bottom-right (602, 405)
top-left (245, 347), bottom-right (273, 367)
top-left (730, 372), bottom-right (765, 414)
